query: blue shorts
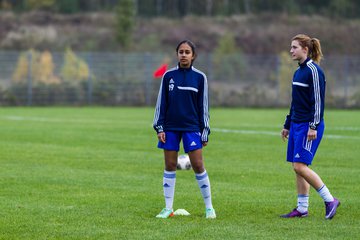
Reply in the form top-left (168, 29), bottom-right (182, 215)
top-left (287, 121), bottom-right (324, 165)
top-left (157, 131), bottom-right (202, 153)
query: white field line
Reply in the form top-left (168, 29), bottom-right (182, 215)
top-left (212, 128), bottom-right (360, 140)
top-left (1, 115), bottom-right (359, 140)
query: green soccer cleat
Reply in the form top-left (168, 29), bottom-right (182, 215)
top-left (206, 208), bottom-right (216, 219)
top-left (156, 208), bottom-right (174, 218)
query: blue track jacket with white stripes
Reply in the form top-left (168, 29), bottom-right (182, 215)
top-left (284, 58), bottom-right (326, 130)
top-left (153, 64), bottom-right (210, 142)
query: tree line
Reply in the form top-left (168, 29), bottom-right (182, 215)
top-left (1, 0), bottom-right (360, 19)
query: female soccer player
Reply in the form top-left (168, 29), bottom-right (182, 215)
top-left (153, 40), bottom-right (215, 219)
top-left (280, 34), bottom-right (340, 219)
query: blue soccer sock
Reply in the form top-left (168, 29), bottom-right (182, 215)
top-left (196, 170), bottom-right (213, 209)
top-left (163, 170), bottom-right (176, 210)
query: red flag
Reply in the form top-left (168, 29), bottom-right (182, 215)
top-left (153, 64), bottom-right (168, 78)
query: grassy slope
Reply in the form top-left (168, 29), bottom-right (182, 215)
top-left (0, 107), bottom-right (359, 239)
top-left (1, 12), bottom-right (360, 54)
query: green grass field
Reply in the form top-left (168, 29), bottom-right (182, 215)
top-left (0, 107), bottom-right (359, 239)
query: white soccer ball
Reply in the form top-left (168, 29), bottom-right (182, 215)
top-left (177, 154), bottom-right (192, 170)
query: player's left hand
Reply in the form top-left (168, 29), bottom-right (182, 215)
top-left (307, 129), bottom-right (317, 141)
top-left (202, 142), bottom-right (208, 147)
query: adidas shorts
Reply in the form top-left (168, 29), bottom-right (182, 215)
top-left (157, 131), bottom-right (202, 153)
top-left (286, 121), bottom-right (324, 165)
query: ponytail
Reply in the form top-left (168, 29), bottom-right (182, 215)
top-left (309, 38), bottom-right (323, 64)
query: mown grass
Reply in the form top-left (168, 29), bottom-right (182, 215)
top-left (0, 107), bottom-right (359, 239)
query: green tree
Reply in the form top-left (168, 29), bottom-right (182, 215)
top-left (213, 33), bottom-right (246, 82)
top-left (61, 48), bottom-right (90, 84)
top-left (278, 51), bottom-right (295, 105)
top-left (12, 49), bottom-right (59, 84)
top-left (116, 0), bottom-right (136, 49)
top-left (25, 0), bottom-right (55, 10)
top-left (55, 0), bottom-right (79, 14)
top-left (328, 0), bottom-right (357, 18)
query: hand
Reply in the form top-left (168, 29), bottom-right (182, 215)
top-left (307, 128), bottom-right (317, 141)
top-left (281, 129), bottom-right (289, 141)
top-left (157, 132), bottom-right (166, 143)
top-left (202, 141), bottom-right (208, 147)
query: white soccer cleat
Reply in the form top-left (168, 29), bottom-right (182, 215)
top-left (156, 208), bottom-right (174, 218)
top-left (205, 208), bottom-right (216, 219)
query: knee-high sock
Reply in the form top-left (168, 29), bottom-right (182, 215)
top-left (163, 170), bottom-right (176, 209)
top-left (196, 170), bottom-right (213, 209)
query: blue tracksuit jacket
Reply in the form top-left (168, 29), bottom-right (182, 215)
top-left (284, 58), bottom-right (326, 130)
top-left (153, 64), bottom-right (210, 142)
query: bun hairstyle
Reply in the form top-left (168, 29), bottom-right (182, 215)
top-left (176, 40), bottom-right (197, 62)
top-left (292, 34), bottom-right (323, 64)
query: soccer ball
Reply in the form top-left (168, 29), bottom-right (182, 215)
top-left (177, 154), bottom-right (192, 170)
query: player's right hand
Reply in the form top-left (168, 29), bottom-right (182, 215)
top-left (158, 132), bottom-right (166, 143)
top-left (281, 129), bottom-right (289, 142)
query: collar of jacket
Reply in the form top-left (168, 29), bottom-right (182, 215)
top-left (298, 57), bottom-right (311, 68)
top-left (177, 63), bottom-right (193, 71)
